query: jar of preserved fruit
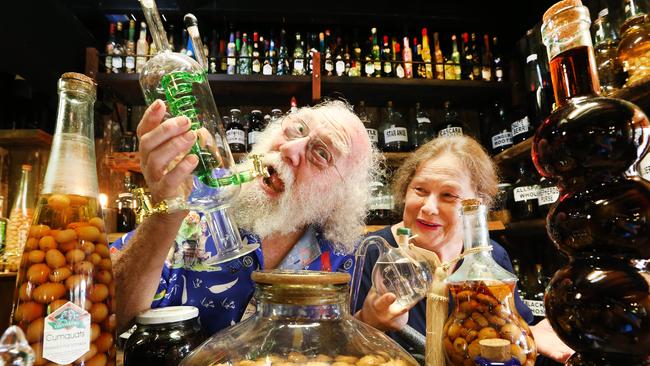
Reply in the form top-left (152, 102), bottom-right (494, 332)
top-left (124, 306), bottom-right (207, 366)
top-left (180, 270), bottom-right (418, 366)
top-left (10, 72), bottom-right (116, 366)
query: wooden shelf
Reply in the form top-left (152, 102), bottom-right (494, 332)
top-left (0, 272), bottom-right (17, 278)
top-left (492, 138), bottom-right (533, 165)
top-left (0, 129), bottom-right (52, 147)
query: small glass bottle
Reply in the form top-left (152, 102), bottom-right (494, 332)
top-left (488, 102), bottom-right (513, 154)
top-left (247, 110), bottom-right (263, 152)
top-left (381, 101), bottom-right (409, 152)
top-left (521, 264), bottom-right (548, 324)
top-left (617, 12), bottom-right (650, 87)
top-left (511, 160), bottom-right (539, 220)
top-left (411, 102), bottom-right (434, 149)
top-left (226, 109), bottom-right (246, 153)
top-left (592, 8), bottom-right (624, 95)
top-left (444, 200), bottom-right (536, 366)
top-left (437, 101), bottom-right (465, 138)
top-left (5, 164), bottom-right (34, 272)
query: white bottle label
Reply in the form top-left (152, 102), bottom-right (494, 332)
top-left (639, 154), bottom-right (650, 180)
top-left (511, 116), bottom-right (531, 137)
top-left (416, 117), bottom-right (431, 124)
top-left (227, 57), bottom-right (236, 66)
top-left (366, 128), bottom-right (379, 144)
top-left (496, 68), bottom-right (504, 79)
top-left (396, 65), bottom-right (405, 78)
top-left (438, 127), bottom-right (463, 137)
top-left (248, 131), bottom-right (260, 146)
top-left (226, 129), bottom-right (246, 145)
top-left (538, 186), bottom-right (560, 206)
top-left (325, 60), bottom-right (334, 72)
top-left (523, 299), bottom-right (546, 317)
top-left (294, 59), bottom-right (304, 71)
top-left (125, 56), bottom-right (135, 70)
top-left (252, 61), bottom-right (261, 73)
top-left (492, 131), bottom-right (513, 149)
top-left (384, 127), bottom-right (408, 144)
top-left (383, 62), bottom-right (392, 74)
top-left (365, 62), bottom-right (375, 75)
top-left (112, 56), bottom-right (123, 69)
top-left (263, 63), bottom-right (273, 75)
top-left (336, 60), bottom-right (345, 75)
top-left (42, 302), bottom-right (91, 365)
top-left (514, 185), bottom-right (540, 202)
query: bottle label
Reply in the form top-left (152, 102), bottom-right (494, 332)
top-left (416, 117), bottom-right (431, 124)
top-left (366, 128), bottom-right (379, 144)
top-left (538, 186), bottom-right (560, 206)
top-left (396, 65), bottom-right (405, 78)
top-left (511, 116), bottom-right (531, 137)
top-left (336, 60), bottom-right (345, 75)
top-left (227, 57), bottom-right (236, 66)
top-left (112, 56), bottom-right (123, 70)
top-left (384, 127), bottom-right (409, 144)
top-left (263, 63), bottom-right (273, 75)
top-left (294, 59), bottom-right (304, 71)
top-left (496, 67), bottom-right (503, 79)
top-left (639, 154), bottom-right (650, 180)
top-left (374, 61), bottom-right (381, 72)
top-left (491, 131), bottom-right (513, 149)
top-left (226, 129), bottom-right (246, 145)
top-left (438, 127), bottom-right (463, 137)
top-left (383, 62), bottom-right (392, 74)
top-left (42, 302), bottom-right (91, 364)
top-left (252, 61), bottom-right (261, 73)
top-left (513, 185), bottom-right (540, 202)
top-left (248, 131), bottom-right (260, 146)
top-left (482, 68), bottom-right (491, 81)
top-left (125, 56), bottom-right (135, 70)
top-left (325, 60), bottom-right (334, 72)
top-left (523, 299), bottom-right (546, 317)
top-left (365, 62), bottom-right (375, 75)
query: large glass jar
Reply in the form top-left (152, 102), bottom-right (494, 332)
top-left (180, 270), bottom-right (418, 366)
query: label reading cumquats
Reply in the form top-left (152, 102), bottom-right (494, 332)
top-left (42, 301), bottom-right (91, 365)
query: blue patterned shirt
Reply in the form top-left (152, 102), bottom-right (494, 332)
top-left (110, 211), bottom-right (355, 334)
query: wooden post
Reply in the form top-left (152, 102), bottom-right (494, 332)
top-left (311, 50), bottom-right (321, 103)
top-left (85, 47), bottom-right (99, 81)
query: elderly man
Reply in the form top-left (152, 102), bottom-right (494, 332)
top-left (110, 99), bottom-right (378, 334)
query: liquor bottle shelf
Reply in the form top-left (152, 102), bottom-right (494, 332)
top-left (0, 129), bottom-right (52, 147)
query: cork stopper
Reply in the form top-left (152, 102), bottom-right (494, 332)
top-left (543, 0), bottom-right (583, 23)
top-left (61, 72), bottom-right (96, 86)
top-left (479, 338), bottom-right (511, 362)
top-left (252, 270), bottom-right (350, 285)
top-left (21, 164), bottom-right (32, 171)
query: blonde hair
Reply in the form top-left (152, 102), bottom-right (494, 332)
top-left (392, 135), bottom-right (499, 212)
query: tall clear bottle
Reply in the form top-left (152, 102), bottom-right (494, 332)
top-left (11, 72), bottom-right (116, 366)
top-left (138, 0), bottom-right (263, 263)
top-left (443, 199), bottom-right (536, 366)
top-left (4, 165), bottom-right (35, 272)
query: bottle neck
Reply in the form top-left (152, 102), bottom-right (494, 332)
top-left (13, 169), bottom-right (32, 211)
top-left (140, 0), bottom-right (171, 52)
top-left (256, 283), bottom-right (349, 320)
top-left (462, 204), bottom-right (491, 254)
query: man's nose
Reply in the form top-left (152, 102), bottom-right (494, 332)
top-left (421, 195), bottom-right (440, 216)
top-left (279, 137), bottom-right (309, 167)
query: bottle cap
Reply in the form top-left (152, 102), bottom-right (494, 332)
top-left (21, 164), bottom-right (32, 171)
top-left (479, 338), bottom-right (511, 362)
top-left (135, 306), bottom-right (199, 325)
top-left (396, 227), bottom-right (412, 236)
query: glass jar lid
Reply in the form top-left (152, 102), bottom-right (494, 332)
top-left (135, 306), bottom-right (199, 325)
top-left (252, 270), bottom-right (349, 285)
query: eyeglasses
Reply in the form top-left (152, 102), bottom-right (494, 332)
top-left (281, 117), bottom-right (344, 179)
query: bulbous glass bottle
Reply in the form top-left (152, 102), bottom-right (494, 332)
top-left (443, 200), bottom-right (535, 366)
top-left (180, 270), bottom-right (419, 366)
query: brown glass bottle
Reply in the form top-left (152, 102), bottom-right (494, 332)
top-left (533, 1), bottom-right (650, 365)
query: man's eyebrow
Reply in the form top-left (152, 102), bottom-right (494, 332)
top-left (316, 118), bottom-right (351, 156)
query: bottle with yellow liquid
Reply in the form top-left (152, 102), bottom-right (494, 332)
top-left (11, 72), bottom-right (116, 366)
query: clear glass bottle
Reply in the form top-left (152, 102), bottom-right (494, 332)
top-left (511, 160), bottom-right (539, 220)
top-left (381, 101), bottom-right (409, 152)
top-left (4, 164), bottom-right (35, 272)
top-left (412, 102), bottom-right (434, 149)
top-left (444, 200), bottom-right (536, 366)
top-left (592, 8), bottom-right (624, 95)
top-left (11, 72), bottom-right (116, 366)
top-left (292, 32), bottom-right (306, 76)
top-left (180, 270), bottom-right (419, 366)
top-left (138, 0), bottom-right (264, 263)
top-left (617, 12), bottom-right (650, 87)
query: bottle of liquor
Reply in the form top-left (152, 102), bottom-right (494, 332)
top-left (350, 39), bottom-right (362, 77)
top-left (511, 160), bottom-right (539, 220)
top-left (488, 102), bottom-right (513, 154)
top-left (136, 22), bottom-right (149, 73)
top-left (105, 23), bottom-right (116, 73)
top-left (460, 32), bottom-right (472, 80)
top-left (116, 173), bottom-right (136, 233)
top-left (433, 32), bottom-right (445, 80)
top-left (592, 9), bottom-right (625, 95)
top-left (238, 33), bottom-right (251, 75)
top-left (446, 34), bottom-right (461, 80)
top-left (357, 101), bottom-right (379, 146)
top-left (470, 33), bottom-right (481, 80)
top-left (414, 37), bottom-right (425, 79)
top-left (522, 264), bottom-right (548, 323)
top-left (394, 42), bottom-right (404, 78)
top-left (510, 107), bottom-right (533, 145)
top-left (371, 28), bottom-right (381, 77)
top-left (412, 102), bottom-right (434, 149)
top-left (343, 43), bottom-right (352, 76)
top-left (227, 32), bottom-right (236, 75)
top-left (226, 109), bottom-right (246, 152)
top-left (402, 37), bottom-right (413, 79)
top-left (381, 35), bottom-right (393, 77)
top-left (524, 29), bottom-right (554, 135)
top-left (248, 110), bottom-right (263, 152)
top-left (421, 29), bottom-right (434, 79)
top-left (219, 31), bottom-right (228, 73)
top-left (209, 29), bottom-right (218, 73)
top-left (481, 34), bottom-right (493, 81)
top-left (251, 32), bottom-right (261, 74)
top-left (125, 20), bottom-right (136, 73)
top-left (292, 32), bottom-right (306, 76)
top-left (437, 101), bottom-right (464, 138)
top-left (264, 38), bottom-right (275, 75)
top-left (112, 21), bottom-right (125, 73)
top-left (335, 37), bottom-right (345, 77)
top-left (492, 36), bottom-right (504, 82)
top-left (4, 164), bottom-right (34, 272)
top-left (381, 101), bottom-right (409, 152)
top-left (323, 30), bottom-right (333, 76)
top-left (277, 30), bottom-right (290, 76)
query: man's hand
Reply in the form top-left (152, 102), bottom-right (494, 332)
top-left (531, 318), bottom-right (574, 363)
top-left (137, 99), bottom-right (199, 207)
top-left (355, 288), bottom-right (409, 332)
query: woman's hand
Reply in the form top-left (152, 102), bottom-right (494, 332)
top-left (530, 318), bottom-right (574, 363)
top-left (355, 288), bottom-right (409, 332)
top-left (136, 100), bottom-right (199, 210)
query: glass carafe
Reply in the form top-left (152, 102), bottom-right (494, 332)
top-left (443, 200), bottom-right (535, 366)
top-left (10, 72), bottom-right (116, 366)
top-left (138, 0), bottom-right (266, 263)
top-left (179, 270), bottom-right (419, 366)
top-left (4, 164), bottom-right (35, 272)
